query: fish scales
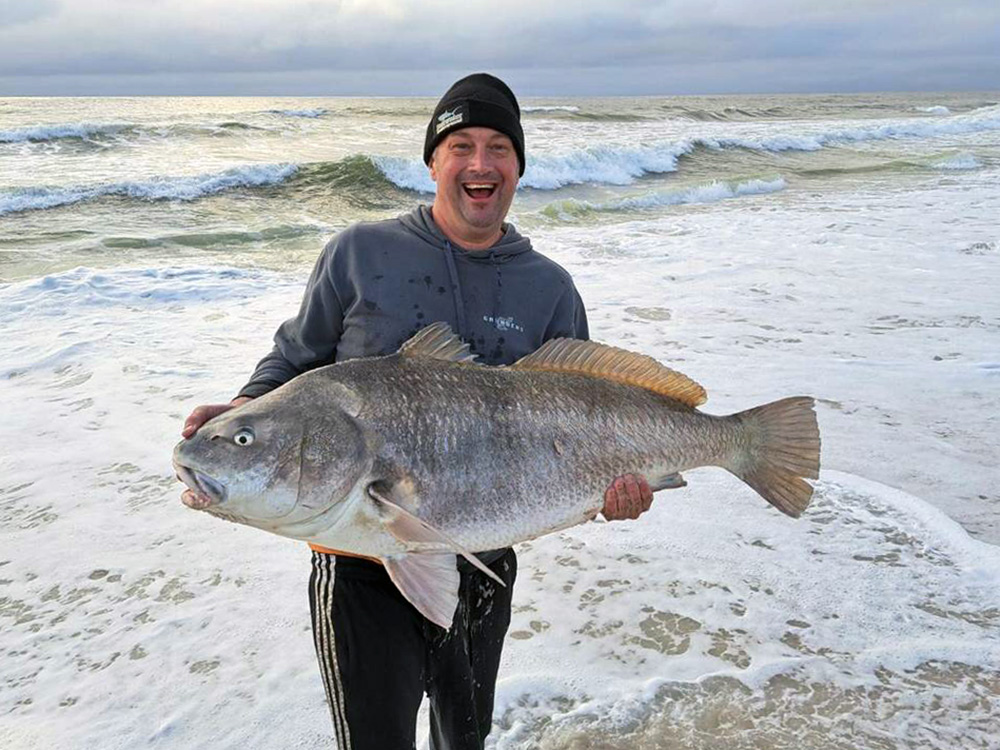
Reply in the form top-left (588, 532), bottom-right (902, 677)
top-left (307, 354), bottom-right (735, 552)
top-left (173, 323), bottom-right (820, 628)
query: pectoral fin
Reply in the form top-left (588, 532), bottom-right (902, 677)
top-left (367, 485), bottom-right (505, 587)
top-left (383, 553), bottom-right (460, 630)
top-left (649, 472), bottom-right (688, 491)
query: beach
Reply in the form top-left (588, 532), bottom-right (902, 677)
top-left (2, 93), bottom-right (999, 748)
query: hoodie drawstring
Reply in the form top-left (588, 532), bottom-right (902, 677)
top-left (442, 241), bottom-right (468, 337)
top-left (490, 249), bottom-right (503, 327)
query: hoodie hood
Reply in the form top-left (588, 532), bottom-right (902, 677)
top-left (398, 205), bottom-right (533, 260)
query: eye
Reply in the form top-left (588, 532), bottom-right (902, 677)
top-left (233, 428), bottom-right (255, 446)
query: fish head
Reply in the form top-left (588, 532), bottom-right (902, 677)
top-left (172, 376), bottom-right (370, 535)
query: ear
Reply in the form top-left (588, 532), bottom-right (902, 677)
top-left (428, 150), bottom-right (439, 182)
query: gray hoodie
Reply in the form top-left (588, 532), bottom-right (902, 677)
top-left (239, 205), bottom-right (588, 398)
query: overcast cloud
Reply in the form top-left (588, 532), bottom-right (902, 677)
top-left (0, 0), bottom-right (997, 95)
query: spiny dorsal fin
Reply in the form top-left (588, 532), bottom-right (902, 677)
top-left (399, 322), bottom-right (478, 364)
top-left (511, 338), bottom-right (707, 407)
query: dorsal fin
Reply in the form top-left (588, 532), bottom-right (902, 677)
top-left (399, 322), bottom-right (479, 364)
top-left (511, 338), bottom-right (707, 407)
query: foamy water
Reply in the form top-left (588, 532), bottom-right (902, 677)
top-left (2, 92), bottom-right (999, 749)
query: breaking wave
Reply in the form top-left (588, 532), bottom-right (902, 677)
top-left (0, 122), bottom-right (134, 144)
top-left (664, 106), bottom-right (789, 122)
top-left (705, 104), bottom-right (1000, 152)
top-left (523, 105), bottom-right (580, 114)
top-left (541, 178), bottom-right (787, 220)
top-left (930, 151), bottom-right (982, 169)
top-left (8, 103), bottom-right (996, 216)
top-left (376, 105), bottom-right (1000, 192)
top-left (0, 155), bottom-right (413, 216)
top-left (0, 120), bottom-right (277, 147)
top-left (918, 105), bottom-right (951, 115)
top-left (265, 108), bottom-right (329, 118)
top-left (0, 164), bottom-right (298, 216)
top-left (375, 142), bottom-right (695, 193)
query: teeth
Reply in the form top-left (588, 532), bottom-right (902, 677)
top-left (465, 184), bottom-right (495, 189)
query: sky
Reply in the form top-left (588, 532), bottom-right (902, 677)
top-left (1, 0), bottom-right (998, 96)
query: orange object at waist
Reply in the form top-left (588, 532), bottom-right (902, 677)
top-left (308, 543), bottom-right (381, 563)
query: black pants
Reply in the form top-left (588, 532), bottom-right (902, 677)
top-left (308, 549), bottom-right (517, 750)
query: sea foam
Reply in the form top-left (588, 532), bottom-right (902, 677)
top-left (0, 265), bottom-right (295, 316)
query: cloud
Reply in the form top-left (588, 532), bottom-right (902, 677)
top-left (0, 0), bottom-right (997, 93)
top-left (0, 0), bottom-right (58, 28)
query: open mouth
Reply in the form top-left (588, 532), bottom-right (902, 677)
top-left (462, 182), bottom-right (497, 199)
top-left (174, 461), bottom-right (227, 508)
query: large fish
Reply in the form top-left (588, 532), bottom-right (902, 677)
top-left (173, 323), bottom-right (820, 628)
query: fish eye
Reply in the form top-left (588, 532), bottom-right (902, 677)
top-left (233, 428), bottom-right (255, 446)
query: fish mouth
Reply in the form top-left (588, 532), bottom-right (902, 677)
top-left (174, 460), bottom-right (228, 509)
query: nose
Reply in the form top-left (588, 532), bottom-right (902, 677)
top-left (467, 146), bottom-right (490, 173)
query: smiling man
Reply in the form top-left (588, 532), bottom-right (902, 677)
top-left (181, 73), bottom-right (654, 750)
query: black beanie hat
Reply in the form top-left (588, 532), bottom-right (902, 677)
top-left (424, 73), bottom-right (525, 176)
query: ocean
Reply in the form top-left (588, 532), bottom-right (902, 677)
top-left (1, 93), bottom-right (999, 748)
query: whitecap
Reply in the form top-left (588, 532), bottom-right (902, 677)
top-left (0, 163), bottom-right (298, 215)
top-left (266, 108), bottom-right (328, 118)
top-left (0, 122), bottom-right (132, 144)
top-left (709, 104), bottom-right (1000, 153)
top-left (372, 142), bottom-right (694, 193)
top-left (371, 155), bottom-right (437, 193)
top-left (544, 178), bottom-right (787, 220)
top-left (522, 105), bottom-right (581, 113)
top-left (931, 152), bottom-right (982, 170)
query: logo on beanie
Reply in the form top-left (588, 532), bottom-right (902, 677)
top-left (436, 104), bottom-right (466, 135)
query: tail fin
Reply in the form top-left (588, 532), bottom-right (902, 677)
top-left (728, 396), bottom-right (821, 517)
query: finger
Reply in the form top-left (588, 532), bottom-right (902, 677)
top-left (181, 488), bottom-right (213, 510)
top-left (617, 475), bottom-right (640, 519)
top-left (638, 476), bottom-right (653, 512)
top-left (615, 477), bottom-right (632, 520)
top-left (603, 482), bottom-right (619, 520)
top-left (182, 406), bottom-right (208, 437)
top-left (623, 475), bottom-right (642, 519)
top-left (182, 404), bottom-right (231, 438)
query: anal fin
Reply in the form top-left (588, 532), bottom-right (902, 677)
top-left (649, 471), bottom-right (687, 492)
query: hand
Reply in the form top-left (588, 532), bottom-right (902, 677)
top-left (600, 474), bottom-right (653, 521)
top-left (181, 396), bottom-right (252, 439)
top-left (179, 397), bottom-right (252, 509)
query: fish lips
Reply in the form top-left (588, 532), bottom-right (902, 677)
top-left (174, 459), bottom-right (228, 509)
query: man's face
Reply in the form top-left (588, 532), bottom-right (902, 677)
top-left (429, 127), bottom-right (520, 243)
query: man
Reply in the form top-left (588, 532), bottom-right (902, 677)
top-left (180, 73), bottom-right (654, 749)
